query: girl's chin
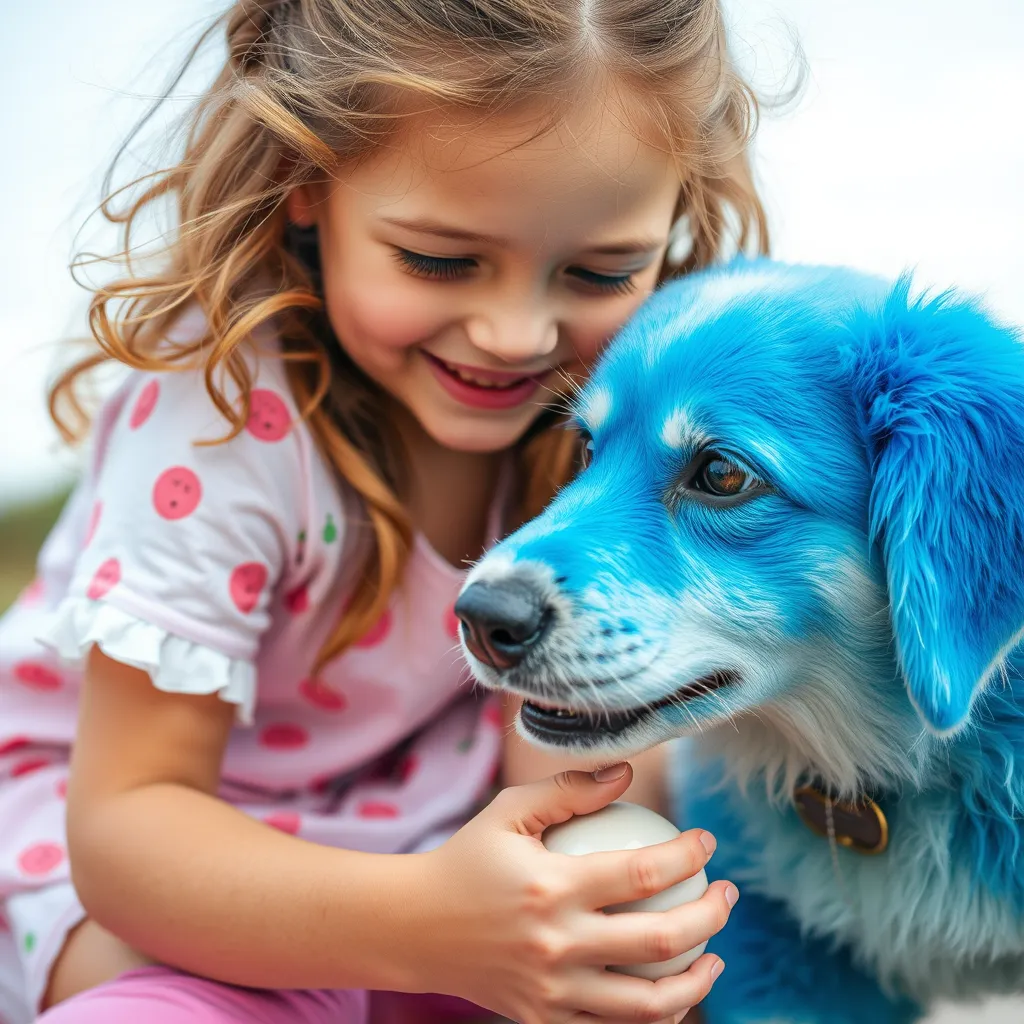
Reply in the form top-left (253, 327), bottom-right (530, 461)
top-left (415, 408), bottom-right (541, 454)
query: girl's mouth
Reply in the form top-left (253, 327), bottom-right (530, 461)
top-left (422, 351), bottom-right (548, 410)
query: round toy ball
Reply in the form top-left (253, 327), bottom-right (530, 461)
top-left (542, 801), bottom-right (709, 980)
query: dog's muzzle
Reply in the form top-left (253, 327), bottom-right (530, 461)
top-left (454, 579), bottom-right (551, 670)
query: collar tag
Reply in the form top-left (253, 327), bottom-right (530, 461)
top-left (793, 784), bottom-right (889, 856)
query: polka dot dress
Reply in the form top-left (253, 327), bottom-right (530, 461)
top-left (0, 341), bottom-right (503, 1019)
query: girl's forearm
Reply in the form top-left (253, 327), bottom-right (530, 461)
top-left (69, 782), bottom-right (429, 991)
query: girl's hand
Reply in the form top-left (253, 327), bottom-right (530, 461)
top-left (410, 763), bottom-right (735, 1023)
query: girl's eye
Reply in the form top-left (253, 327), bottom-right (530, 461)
top-left (691, 454), bottom-right (764, 499)
top-left (566, 267), bottom-right (637, 295)
top-left (393, 249), bottom-right (476, 280)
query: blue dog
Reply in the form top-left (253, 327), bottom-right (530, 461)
top-left (455, 260), bottom-right (1024, 1022)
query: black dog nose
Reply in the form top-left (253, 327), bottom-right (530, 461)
top-left (454, 579), bottom-right (550, 670)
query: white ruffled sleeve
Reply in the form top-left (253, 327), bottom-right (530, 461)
top-left (37, 359), bottom-right (309, 725)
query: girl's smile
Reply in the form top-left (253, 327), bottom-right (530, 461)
top-left (420, 352), bottom-right (551, 411)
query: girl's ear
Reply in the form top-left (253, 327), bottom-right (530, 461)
top-left (285, 185), bottom-right (320, 228)
top-left (845, 277), bottom-right (1024, 735)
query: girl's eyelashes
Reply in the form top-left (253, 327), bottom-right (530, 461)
top-left (565, 267), bottom-right (637, 295)
top-left (392, 247), bottom-right (637, 295)
top-left (393, 248), bottom-right (476, 280)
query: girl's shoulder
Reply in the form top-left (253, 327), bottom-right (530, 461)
top-left (98, 310), bottom-right (304, 460)
top-left (33, 314), bottom-right (361, 723)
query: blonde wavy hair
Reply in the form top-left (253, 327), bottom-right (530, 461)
top-left (52, 0), bottom-right (770, 672)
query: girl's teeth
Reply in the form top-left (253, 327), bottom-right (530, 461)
top-left (438, 358), bottom-right (530, 389)
top-left (451, 366), bottom-right (521, 389)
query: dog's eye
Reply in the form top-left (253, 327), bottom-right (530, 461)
top-left (695, 457), bottom-right (758, 497)
top-left (667, 451), bottom-right (769, 511)
top-left (577, 432), bottom-right (595, 470)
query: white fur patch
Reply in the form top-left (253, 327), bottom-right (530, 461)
top-left (808, 552), bottom-right (884, 623)
top-left (463, 550), bottom-right (519, 588)
top-left (660, 407), bottom-right (708, 450)
top-left (579, 386), bottom-right (612, 432)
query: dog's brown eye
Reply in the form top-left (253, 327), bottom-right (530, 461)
top-left (577, 432), bottom-right (594, 471)
top-left (695, 456), bottom-right (760, 497)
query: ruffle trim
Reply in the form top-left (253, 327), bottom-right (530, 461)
top-left (36, 598), bottom-right (256, 725)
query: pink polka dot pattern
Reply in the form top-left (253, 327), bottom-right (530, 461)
top-left (259, 723), bottom-right (309, 750)
top-left (284, 584), bottom-right (309, 615)
top-left (309, 774), bottom-right (334, 796)
top-left (482, 703), bottom-right (503, 729)
top-left (397, 754), bottom-right (419, 783)
top-left (230, 562), bottom-right (268, 614)
top-left (19, 578), bottom-right (44, 605)
top-left (129, 379), bottom-right (160, 429)
top-left (55, 778), bottom-right (68, 800)
top-left (354, 609), bottom-right (392, 649)
top-left (264, 812), bottom-right (301, 835)
top-left (87, 558), bottom-right (121, 600)
top-left (246, 389), bottom-right (292, 443)
top-left (298, 678), bottom-right (347, 712)
top-left (13, 662), bottom-right (62, 693)
top-left (0, 737), bottom-right (30, 756)
top-left (84, 501), bottom-right (103, 548)
top-left (357, 801), bottom-right (400, 819)
top-left (444, 605), bottom-right (461, 640)
top-left (153, 467), bottom-right (202, 521)
top-left (17, 842), bottom-right (65, 877)
top-left (10, 758), bottom-right (50, 778)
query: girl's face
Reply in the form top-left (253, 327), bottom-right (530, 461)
top-left (288, 98), bottom-right (681, 454)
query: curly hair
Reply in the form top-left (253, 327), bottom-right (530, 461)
top-left (51, 0), bottom-right (771, 672)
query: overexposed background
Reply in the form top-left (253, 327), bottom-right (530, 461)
top-left (1, 2), bottom-right (1023, 1017)
top-left (2, 0), bottom-right (1022, 511)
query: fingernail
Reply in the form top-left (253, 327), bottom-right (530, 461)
top-left (593, 763), bottom-right (627, 782)
top-left (699, 831), bottom-right (717, 856)
top-left (725, 884), bottom-right (740, 908)
top-left (711, 958), bottom-right (725, 981)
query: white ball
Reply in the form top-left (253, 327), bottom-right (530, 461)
top-left (542, 801), bottom-right (709, 980)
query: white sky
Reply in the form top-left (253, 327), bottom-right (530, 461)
top-left (1, 0), bottom-right (1022, 509)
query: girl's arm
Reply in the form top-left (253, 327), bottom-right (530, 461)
top-left (67, 648), bottom-right (429, 992)
top-left (499, 693), bottom-right (670, 816)
top-left (70, 648), bottom-right (732, 1019)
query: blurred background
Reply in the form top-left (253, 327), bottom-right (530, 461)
top-left (0, 2), bottom-right (1022, 1014)
top-left (2, 0), bottom-right (1023, 604)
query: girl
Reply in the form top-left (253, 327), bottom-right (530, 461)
top-left (0, 1), bottom-right (767, 1021)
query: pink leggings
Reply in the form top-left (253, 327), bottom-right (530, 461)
top-left (36, 967), bottom-right (491, 1024)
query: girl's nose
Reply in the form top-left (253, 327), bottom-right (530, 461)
top-left (466, 309), bottom-right (559, 364)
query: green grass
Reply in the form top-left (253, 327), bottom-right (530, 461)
top-left (0, 491), bottom-right (70, 612)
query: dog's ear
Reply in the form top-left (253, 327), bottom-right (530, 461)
top-left (845, 277), bottom-right (1024, 734)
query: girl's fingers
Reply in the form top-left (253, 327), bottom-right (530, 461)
top-left (561, 953), bottom-right (724, 1022)
top-left (574, 829), bottom-right (715, 908)
top-left (569, 880), bottom-right (737, 967)
top-left (489, 765), bottom-right (634, 838)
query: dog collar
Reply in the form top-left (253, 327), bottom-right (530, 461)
top-left (793, 783), bottom-right (889, 855)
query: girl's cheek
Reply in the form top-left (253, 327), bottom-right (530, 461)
top-left (329, 273), bottom-right (451, 359)
top-left (571, 323), bottom-right (623, 368)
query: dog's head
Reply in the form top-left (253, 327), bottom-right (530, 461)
top-left (456, 261), bottom-right (1024, 796)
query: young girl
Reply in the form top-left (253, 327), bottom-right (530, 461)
top-left (0, 1), bottom-right (767, 1021)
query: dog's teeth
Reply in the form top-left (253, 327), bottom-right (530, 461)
top-left (529, 700), bottom-right (578, 717)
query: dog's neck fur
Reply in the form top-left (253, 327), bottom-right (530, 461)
top-left (703, 642), bottom-right (1024, 888)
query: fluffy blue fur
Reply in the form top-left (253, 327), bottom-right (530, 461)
top-left (460, 259), bottom-right (1024, 1019)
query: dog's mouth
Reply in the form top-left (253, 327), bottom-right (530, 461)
top-left (519, 670), bottom-right (740, 742)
